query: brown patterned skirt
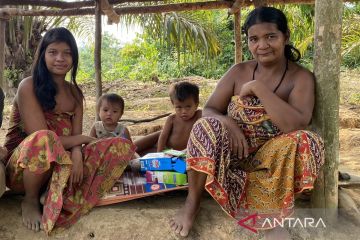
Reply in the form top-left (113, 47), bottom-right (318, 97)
top-left (186, 117), bottom-right (325, 229)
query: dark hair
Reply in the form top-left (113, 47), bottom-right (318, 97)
top-left (97, 93), bottom-right (125, 113)
top-left (169, 81), bottom-right (199, 103)
top-left (32, 27), bottom-right (83, 111)
top-left (242, 7), bottom-right (301, 62)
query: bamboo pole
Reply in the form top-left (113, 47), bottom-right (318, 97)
top-left (311, 0), bottom-right (343, 222)
top-left (95, 0), bottom-right (102, 121)
top-left (234, 10), bottom-right (242, 64)
top-left (0, 17), bottom-right (6, 91)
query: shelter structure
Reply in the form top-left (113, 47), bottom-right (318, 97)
top-left (0, 0), bottom-right (351, 222)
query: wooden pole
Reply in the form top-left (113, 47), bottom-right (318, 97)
top-left (311, 0), bottom-right (343, 222)
top-left (0, 17), bottom-right (6, 91)
top-left (234, 10), bottom-right (242, 64)
top-left (95, 0), bottom-right (102, 120)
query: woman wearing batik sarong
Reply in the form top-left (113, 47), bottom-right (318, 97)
top-left (170, 7), bottom-right (325, 239)
top-left (3, 28), bottom-right (136, 234)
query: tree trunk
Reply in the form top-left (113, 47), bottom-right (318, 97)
top-left (234, 10), bottom-right (242, 64)
top-left (311, 0), bottom-right (343, 223)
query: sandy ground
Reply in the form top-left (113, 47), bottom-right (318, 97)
top-left (1, 74), bottom-right (360, 239)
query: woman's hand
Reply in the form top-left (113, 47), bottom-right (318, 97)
top-left (79, 135), bottom-right (96, 145)
top-left (239, 80), bottom-right (262, 98)
top-left (69, 148), bottom-right (83, 186)
top-left (223, 118), bottom-right (249, 159)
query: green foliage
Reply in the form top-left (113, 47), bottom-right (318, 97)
top-left (342, 3), bottom-right (360, 69)
top-left (78, 32), bottom-right (123, 83)
top-left (76, 4), bottom-right (360, 83)
top-left (117, 37), bottom-right (159, 81)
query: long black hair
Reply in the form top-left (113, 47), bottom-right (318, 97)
top-left (32, 27), bottom-right (83, 111)
top-left (242, 7), bottom-right (301, 62)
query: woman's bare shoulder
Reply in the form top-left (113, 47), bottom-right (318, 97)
top-left (229, 60), bottom-right (256, 76)
top-left (291, 63), bottom-right (315, 85)
top-left (16, 77), bottom-right (35, 100)
top-left (18, 76), bottom-right (34, 90)
top-left (66, 82), bottom-right (83, 102)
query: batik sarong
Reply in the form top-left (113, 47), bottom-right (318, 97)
top-left (186, 95), bottom-right (325, 229)
top-left (4, 105), bottom-right (136, 234)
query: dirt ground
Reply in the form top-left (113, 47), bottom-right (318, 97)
top-left (0, 72), bottom-right (360, 239)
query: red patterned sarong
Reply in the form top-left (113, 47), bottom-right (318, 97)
top-left (4, 104), bottom-right (136, 234)
top-left (187, 95), bottom-right (325, 229)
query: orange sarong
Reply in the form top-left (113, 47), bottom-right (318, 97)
top-left (186, 95), bottom-right (325, 229)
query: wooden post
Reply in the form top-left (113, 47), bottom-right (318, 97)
top-left (95, 0), bottom-right (102, 120)
top-left (0, 17), bottom-right (6, 91)
top-left (311, 0), bottom-right (343, 222)
top-left (234, 10), bottom-right (242, 64)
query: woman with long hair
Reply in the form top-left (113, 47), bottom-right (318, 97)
top-left (3, 27), bottom-right (136, 234)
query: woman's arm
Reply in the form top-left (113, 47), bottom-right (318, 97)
top-left (123, 127), bottom-right (132, 142)
top-left (203, 65), bottom-right (249, 159)
top-left (69, 85), bottom-right (85, 185)
top-left (89, 124), bottom-right (97, 138)
top-left (17, 77), bottom-right (49, 133)
top-left (157, 115), bottom-right (174, 152)
top-left (241, 67), bottom-right (315, 133)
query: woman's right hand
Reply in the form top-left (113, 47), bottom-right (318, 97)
top-left (80, 135), bottom-right (96, 145)
top-left (224, 118), bottom-right (249, 159)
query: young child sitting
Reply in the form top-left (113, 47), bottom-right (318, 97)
top-left (135, 81), bottom-right (202, 155)
top-left (90, 93), bottom-right (140, 170)
top-left (90, 93), bottom-right (131, 140)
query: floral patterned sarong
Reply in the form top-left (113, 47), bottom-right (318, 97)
top-left (4, 105), bottom-right (136, 234)
top-left (187, 95), bottom-right (325, 229)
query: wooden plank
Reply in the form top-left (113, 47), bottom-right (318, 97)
top-left (7, 0), bottom-right (360, 17)
top-left (95, 0), bottom-right (102, 121)
top-left (0, 0), bottom-right (163, 8)
top-left (311, 0), bottom-right (343, 222)
top-left (339, 173), bottom-right (360, 189)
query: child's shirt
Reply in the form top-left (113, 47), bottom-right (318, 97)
top-left (94, 121), bottom-right (127, 138)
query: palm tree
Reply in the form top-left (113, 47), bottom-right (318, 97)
top-left (4, 4), bottom-right (95, 88)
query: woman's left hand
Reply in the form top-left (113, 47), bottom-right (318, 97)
top-left (239, 80), bottom-right (260, 98)
top-left (70, 148), bottom-right (83, 186)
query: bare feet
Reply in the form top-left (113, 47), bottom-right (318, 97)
top-left (264, 226), bottom-right (291, 240)
top-left (169, 197), bottom-right (200, 237)
top-left (21, 197), bottom-right (43, 232)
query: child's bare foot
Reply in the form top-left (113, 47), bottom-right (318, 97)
top-left (169, 197), bottom-right (200, 237)
top-left (21, 197), bottom-right (43, 232)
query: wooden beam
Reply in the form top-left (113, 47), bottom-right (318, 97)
top-left (311, 0), bottom-right (343, 223)
top-left (101, 0), bottom-right (120, 24)
top-left (234, 10), bottom-right (242, 64)
top-left (0, 0), bottom-right (163, 9)
top-left (95, 0), bottom-right (102, 120)
top-left (228, 0), bottom-right (243, 14)
top-left (5, 0), bottom-right (358, 17)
